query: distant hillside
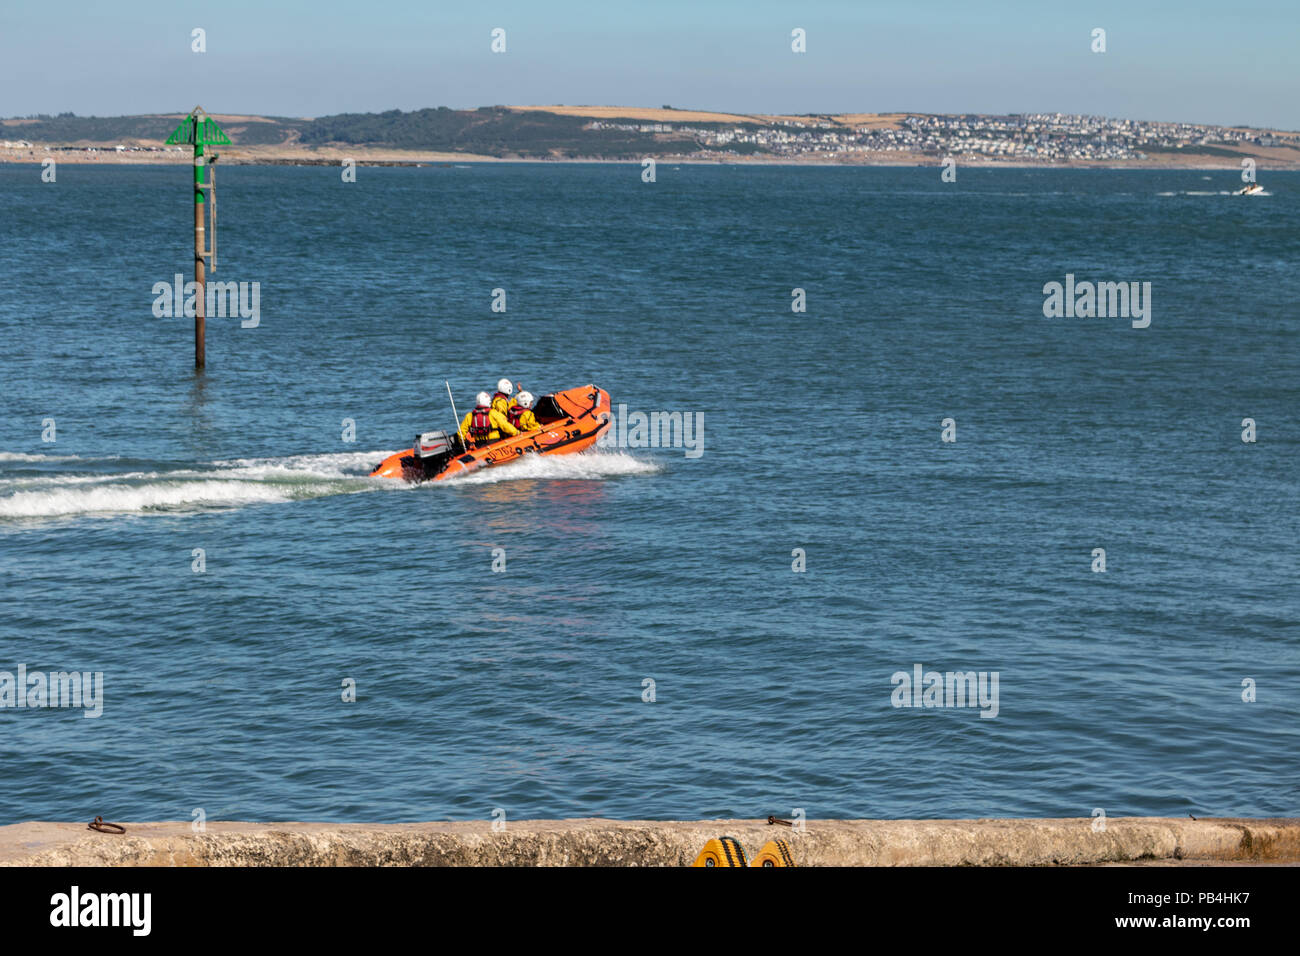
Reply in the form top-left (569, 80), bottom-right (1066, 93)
top-left (295, 106), bottom-right (719, 156)
top-left (0, 107), bottom-right (749, 158)
top-left (0, 113), bottom-right (307, 146)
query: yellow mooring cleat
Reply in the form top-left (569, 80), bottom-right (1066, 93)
top-left (749, 839), bottom-right (796, 867)
top-left (692, 836), bottom-right (748, 867)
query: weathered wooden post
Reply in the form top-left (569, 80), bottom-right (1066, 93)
top-left (165, 106), bottom-right (230, 369)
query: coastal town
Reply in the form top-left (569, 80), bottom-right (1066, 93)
top-left (589, 111), bottom-right (1297, 163)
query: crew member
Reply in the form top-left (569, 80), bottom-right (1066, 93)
top-left (491, 378), bottom-right (516, 416)
top-left (506, 391), bottom-right (544, 432)
top-left (460, 391), bottom-right (520, 445)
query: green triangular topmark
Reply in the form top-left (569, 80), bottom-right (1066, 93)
top-left (165, 114), bottom-right (232, 146)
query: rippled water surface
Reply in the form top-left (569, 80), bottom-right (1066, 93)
top-left (1, 163), bottom-right (1297, 822)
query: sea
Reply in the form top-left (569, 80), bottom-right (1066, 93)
top-left (0, 162), bottom-right (1296, 824)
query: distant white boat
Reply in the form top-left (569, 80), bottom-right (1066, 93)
top-left (1235, 183), bottom-right (1264, 196)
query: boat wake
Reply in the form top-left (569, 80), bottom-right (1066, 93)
top-left (0, 451), bottom-right (398, 521)
top-left (0, 449), bottom-right (657, 520)
top-left (440, 450), bottom-right (660, 486)
top-left (1156, 189), bottom-right (1271, 197)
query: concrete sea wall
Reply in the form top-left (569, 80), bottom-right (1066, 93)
top-left (2, 817), bottom-right (1297, 867)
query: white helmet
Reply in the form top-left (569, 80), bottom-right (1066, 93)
top-left (475, 391), bottom-right (492, 408)
top-left (496, 378), bottom-right (513, 396)
top-left (516, 390), bottom-right (535, 409)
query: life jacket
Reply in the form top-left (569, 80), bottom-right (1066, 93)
top-left (468, 406), bottom-right (493, 441)
top-left (507, 405), bottom-right (528, 429)
top-left (493, 391), bottom-right (510, 407)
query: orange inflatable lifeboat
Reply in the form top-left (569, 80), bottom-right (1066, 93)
top-left (370, 385), bottom-right (611, 482)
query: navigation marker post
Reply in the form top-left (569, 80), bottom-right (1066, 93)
top-left (165, 106), bottom-right (231, 369)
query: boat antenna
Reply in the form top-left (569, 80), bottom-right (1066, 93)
top-left (445, 381), bottom-right (461, 439)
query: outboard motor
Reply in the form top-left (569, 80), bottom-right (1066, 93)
top-left (412, 429), bottom-right (458, 479)
top-left (415, 430), bottom-right (452, 458)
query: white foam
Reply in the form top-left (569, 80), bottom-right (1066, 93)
top-left (444, 449), bottom-right (659, 485)
top-left (0, 452), bottom-right (394, 520)
top-left (0, 448), bottom-right (655, 520)
top-left (0, 471), bottom-right (160, 490)
top-left (0, 451), bottom-right (91, 462)
top-left (0, 479), bottom-right (301, 519)
top-left (208, 451), bottom-right (398, 480)
top-left (1156, 190), bottom-right (1265, 197)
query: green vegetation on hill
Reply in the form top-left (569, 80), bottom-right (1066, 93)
top-left (0, 113), bottom-right (309, 146)
top-left (1, 114), bottom-right (178, 142)
top-left (298, 106), bottom-right (704, 157)
top-left (1139, 143), bottom-right (1247, 159)
top-left (0, 107), bottom-right (753, 157)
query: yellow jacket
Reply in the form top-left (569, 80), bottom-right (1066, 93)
top-left (491, 393), bottom-right (514, 416)
top-left (460, 406), bottom-right (520, 443)
top-left (509, 408), bottom-right (543, 432)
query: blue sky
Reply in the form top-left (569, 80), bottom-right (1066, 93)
top-left (2, 0), bottom-right (1296, 128)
